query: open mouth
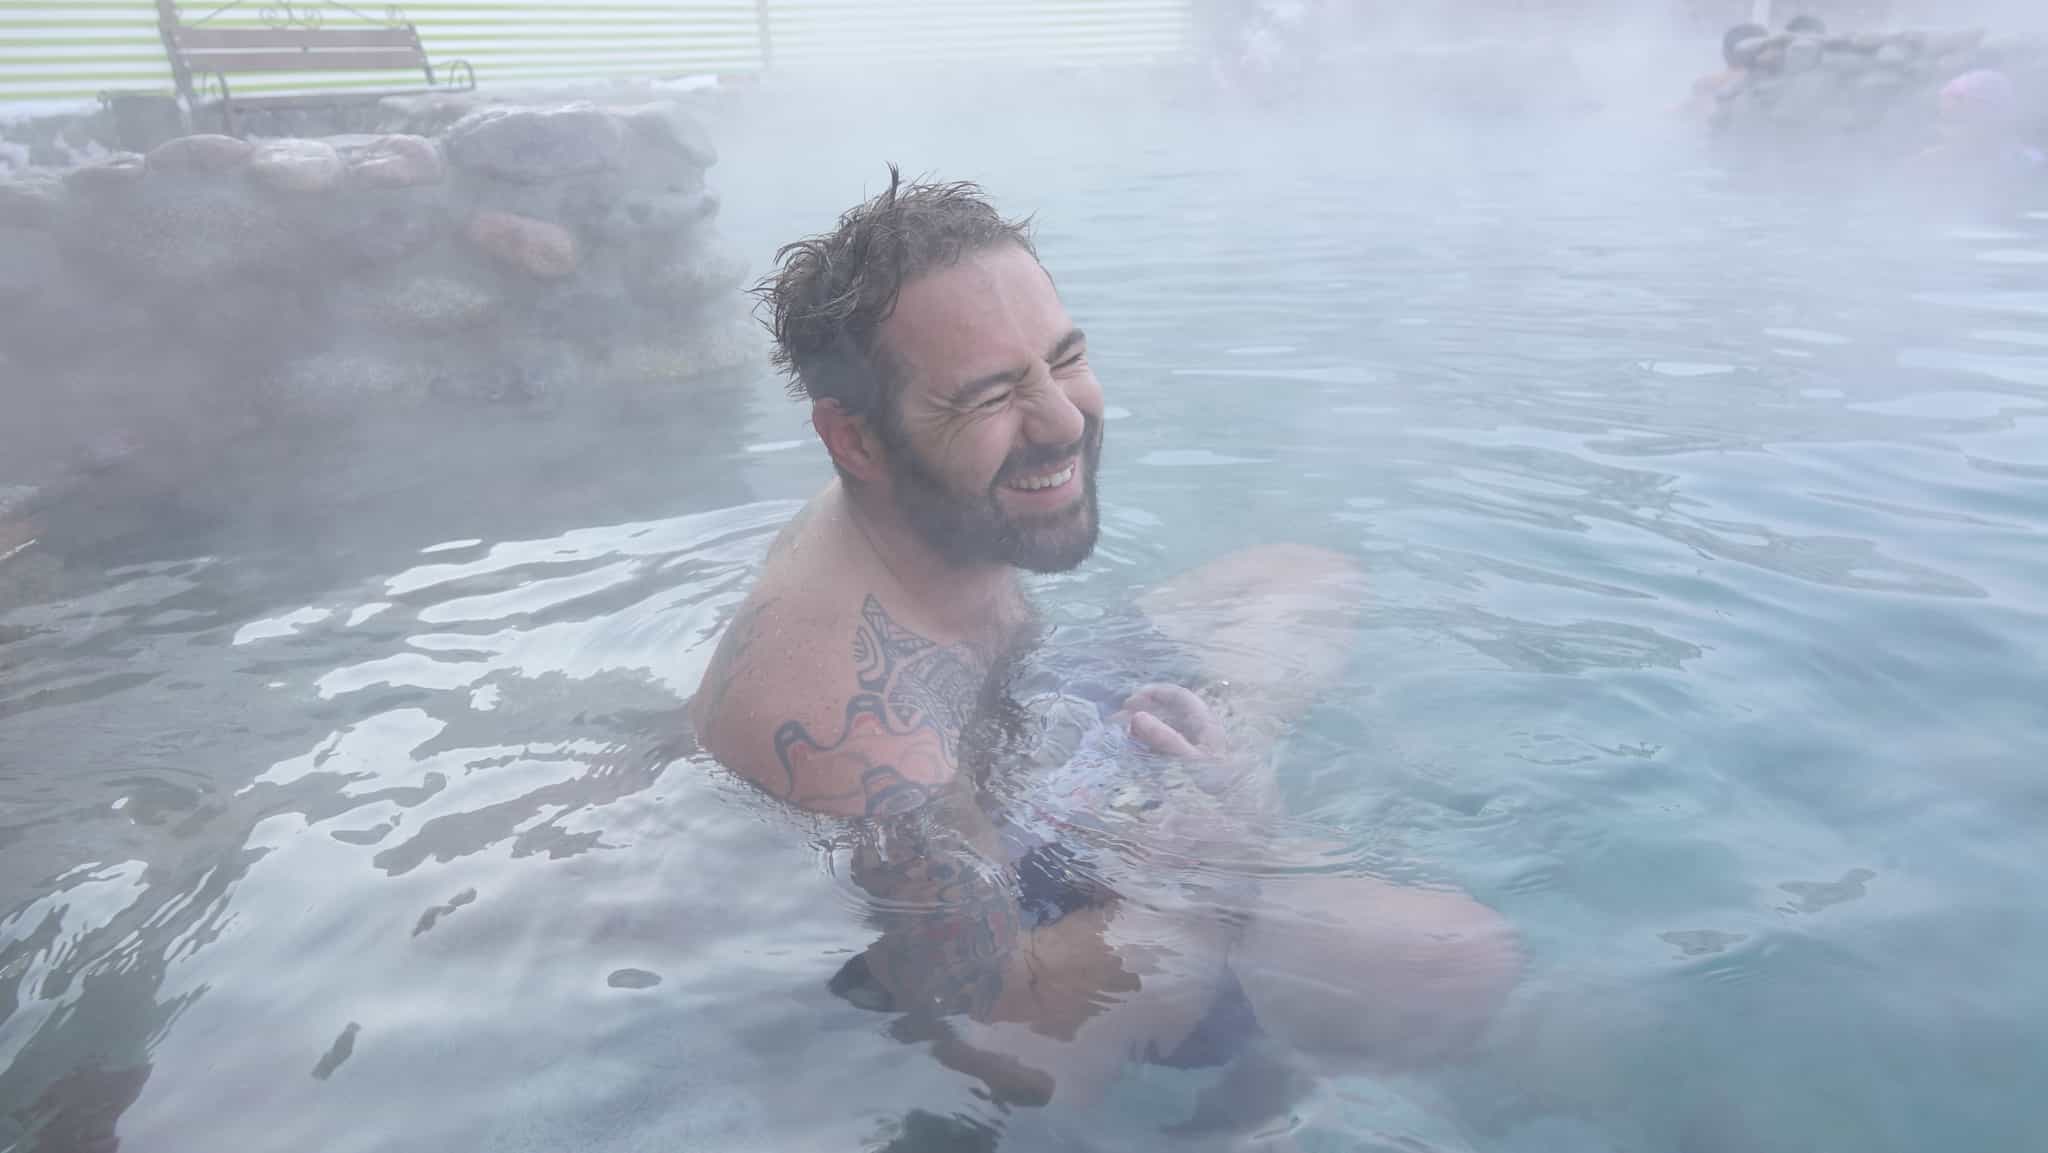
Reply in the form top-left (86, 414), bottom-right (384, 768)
top-left (1004, 461), bottom-right (1077, 493)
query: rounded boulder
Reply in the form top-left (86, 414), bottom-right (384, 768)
top-left (147, 134), bottom-right (255, 175)
top-left (249, 139), bottom-right (345, 193)
top-left (444, 105), bottom-right (625, 183)
top-left (344, 134), bottom-right (445, 188)
top-left (466, 209), bottom-right (579, 279)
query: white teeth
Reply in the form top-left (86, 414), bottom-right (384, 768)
top-left (1011, 464), bottom-right (1074, 492)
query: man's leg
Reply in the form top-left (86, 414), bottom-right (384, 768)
top-left (942, 900), bottom-right (1236, 1112)
top-left (1136, 545), bottom-right (1519, 1070)
top-left (1230, 871), bottom-right (1520, 1071)
top-left (1137, 542), bottom-right (1367, 732)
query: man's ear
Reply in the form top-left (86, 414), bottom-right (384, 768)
top-left (813, 399), bottom-right (886, 484)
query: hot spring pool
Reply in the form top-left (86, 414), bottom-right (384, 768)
top-left (4, 82), bottom-right (2047, 1152)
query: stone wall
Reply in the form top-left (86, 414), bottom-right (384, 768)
top-left (0, 95), bottom-right (754, 546)
top-left (1708, 27), bottom-right (2048, 145)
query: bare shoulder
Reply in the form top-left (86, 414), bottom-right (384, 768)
top-left (693, 581), bottom-right (993, 819)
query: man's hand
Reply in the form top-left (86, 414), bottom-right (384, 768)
top-left (1116, 682), bottom-right (1225, 759)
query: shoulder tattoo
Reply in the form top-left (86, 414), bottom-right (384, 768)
top-left (773, 595), bottom-right (990, 817)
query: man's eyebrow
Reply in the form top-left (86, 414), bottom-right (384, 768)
top-left (945, 329), bottom-right (1088, 407)
top-left (948, 365), bottom-right (1027, 407)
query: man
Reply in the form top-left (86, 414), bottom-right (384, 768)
top-left (692, 169), bottom-right (1515, 1120)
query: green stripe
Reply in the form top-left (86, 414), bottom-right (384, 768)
top-left (382, 3), bottom-right (753, 13)
top-left (10, 51), bottom-right (172, 64)
top-left (201, 65), bottom-right (752, 93)
top-left (0, 19), bottom-right (167, 29)
top-left (0, 36), bottom-right (163, 47)
top-left (1, 68), bottom-right (169, 83)
top-left (376, 25), bottom-right (755, 41)
top-left (0, 87), bottom-right (171, 101)
top-left (0, 0), bottom-right (153, 7)
top-left (185, 16), bottom-right (761, 28)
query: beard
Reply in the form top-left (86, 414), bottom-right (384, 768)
top-left (877, 413), bottom-right (1102, 574)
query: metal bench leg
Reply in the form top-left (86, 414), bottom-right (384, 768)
top-left (214, 72), bottom-right (235, 137)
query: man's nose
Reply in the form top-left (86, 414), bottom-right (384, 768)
top-left (1023, 375), bottom-right (1087, 448)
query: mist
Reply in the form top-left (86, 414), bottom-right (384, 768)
top-left (4, 2), bottom-right (2047, 1151)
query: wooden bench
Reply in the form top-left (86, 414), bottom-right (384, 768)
top-left (166, 11), bottom-right (474, 136)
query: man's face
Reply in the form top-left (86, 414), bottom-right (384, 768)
top-left (870, 243), bottom-right (1105, 574)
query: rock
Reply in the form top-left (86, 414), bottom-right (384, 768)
top-left (309, 188), bottom-right (442, 272)
top-left (0, 227), bottom-right (63, 301)
top-left (314, 185), bottom-right (444, 269)
top-left (1784, 36), bottom-right (1823, 73)
top-left (0, 172), bottom-right (63, 228)
top-left (459, 338), bottom-right (577, 403)
top-left (63, 153), bottom-right (146, 196)
top-left (1821, 52), bottom-right (1865, 79)
top-left (1930, 28), bottom-right (1986, 57)
top-left (355, 275), bottom-right (498, 334)
top-left (69, 177), bottom-right (295, 283)
top-left (274, 350), bottom-right (438, 407)
top-left (377, 91), bottom-right (485, 136)
top-left (468, 169), bottom-right (630, 236)
top-left (586, 187), bottom-right (717, 244)
top-left (341, 134), bottom-right (444, 188)
top-left (617, 103), bottom-right (717, 169)
top-left (525, 276), bottom-right (619, 336)
top-left (248, 139), bottom-right (344, 193)
top-left (160, 275), bottom-right (318, 355)
top-left (606, 323), bottom-right (756, 387)
top-left (466, 209), bottom-right (578, 279)
top-left (444, 105), bottom-right (624, 183)
top-left (632, 248), bottom-right (743, 313)
top-left (146, 134), bottom-right (254, 175)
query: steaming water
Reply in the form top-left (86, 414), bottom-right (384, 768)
top-left (5, 79), bottom-right (2048, 1152)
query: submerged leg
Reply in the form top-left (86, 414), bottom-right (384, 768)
top-left (1137, 542), bottom-right (1367, 730)
top-left (1230, 871), bottom-right (1519, 1072)
top-left (1136, 546), bottom-right (1518, 1071)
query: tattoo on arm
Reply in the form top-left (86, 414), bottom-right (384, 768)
top-left (772, 595), bottom-right (988, 817)
top-left (774, 595), bottom-right (1021, 1019)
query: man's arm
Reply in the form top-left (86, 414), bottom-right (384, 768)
top-left (745, 593), bottom-right (991, 816)
top-left (846, 783), bottom-right (1022, 1021)
top-left (699, 592), bottom-right (1031, 1015)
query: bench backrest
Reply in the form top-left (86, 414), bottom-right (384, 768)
top-left (171, 25), bottom-right (428, 75)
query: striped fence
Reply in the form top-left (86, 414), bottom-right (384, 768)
top-left (0, 0), bottom-right (1192, 113)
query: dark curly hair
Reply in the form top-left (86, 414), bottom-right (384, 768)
top-left (751, 165), bottom-right (1036, 422)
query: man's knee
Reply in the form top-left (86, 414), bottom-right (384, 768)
top-left (1232, 875), bottom-right (1519, 1068)
top-left (1139, 543), bottom-right (1366, 715)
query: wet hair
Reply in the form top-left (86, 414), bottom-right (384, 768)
top-left (1786, 14), bottom-right (1826, 35)
top-left (752, 164), bottom-right (1037, 422)
top-left (1723, 22), bottom-right (1767, 67)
